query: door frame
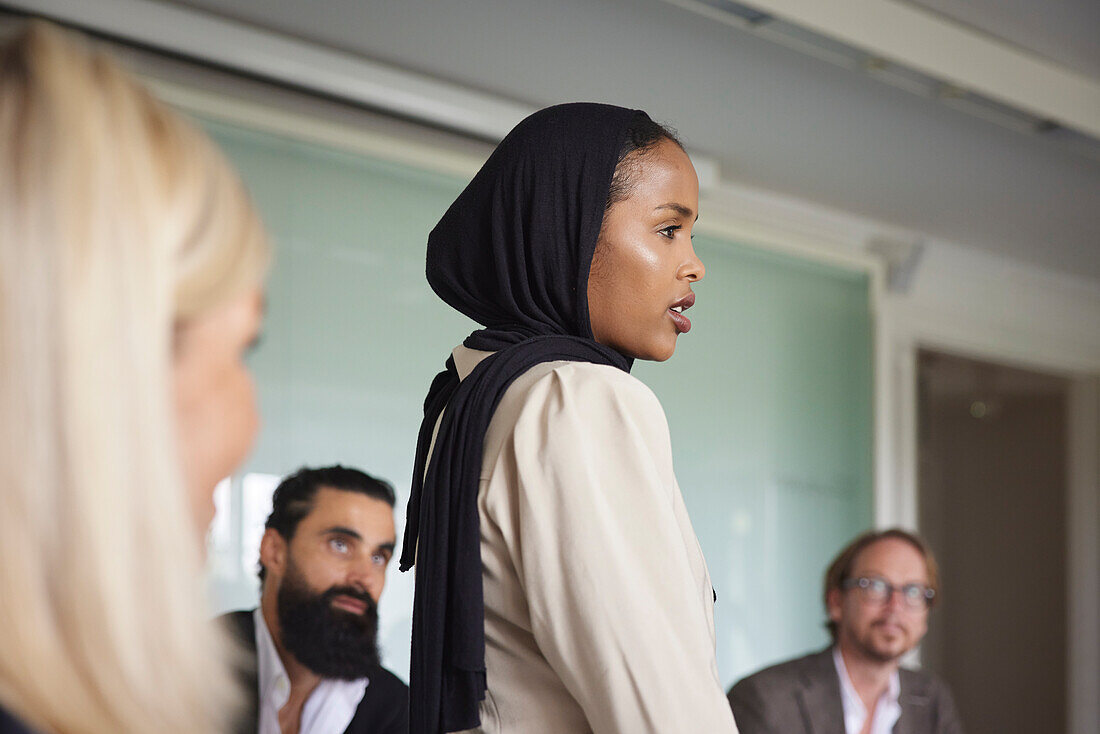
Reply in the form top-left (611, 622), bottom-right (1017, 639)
top-left (882, 298), bottom-right (1100, 734)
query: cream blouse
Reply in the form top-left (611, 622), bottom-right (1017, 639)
top-left (444, 346), bottom-right (738, 734)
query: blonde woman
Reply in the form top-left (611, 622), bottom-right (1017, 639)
top-left (0, 22), bottom-right (269, 734)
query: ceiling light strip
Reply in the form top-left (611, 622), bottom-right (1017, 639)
top-left (5, 0), bottom-right (533, 141)
top-left (733, 0), bottom-right (1100, 139)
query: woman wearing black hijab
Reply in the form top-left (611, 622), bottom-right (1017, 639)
top-left (401, 103), bottom-right (739, 733)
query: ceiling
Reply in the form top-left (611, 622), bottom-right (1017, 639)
top-left (149, 0), bottom-right (1100, 281)
top-left (904, 0), bottom-right (1100, 79)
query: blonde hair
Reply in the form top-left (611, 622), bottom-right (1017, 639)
top-left (0, 21), bottom-right (268, 733)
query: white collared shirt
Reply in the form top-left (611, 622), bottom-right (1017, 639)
top-left (833, 646), bottom-right (901, 734)
top-left (254, 608), bottom-right (369, 734)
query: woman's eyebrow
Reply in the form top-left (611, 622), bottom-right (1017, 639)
top-left (654, 202), bottom-right (697, 221)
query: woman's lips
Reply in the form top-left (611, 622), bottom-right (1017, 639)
top-left (668, 292), bottom-right (695, 334)
top-left (668, 308), bottom-right (692, 334)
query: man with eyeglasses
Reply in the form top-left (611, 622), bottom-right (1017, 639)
top-left (727, 528), bottom-right (964, 734)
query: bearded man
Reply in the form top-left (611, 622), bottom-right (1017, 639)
top-left (728, 529), bottom-right (964, 734)
top-left (222, 465), bottom-right (408, 734)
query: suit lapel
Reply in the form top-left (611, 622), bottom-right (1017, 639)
top-left (894, 668), bottom-right (933, 734)
top-left (222, 610), bottom-right (261, 734)
top-left (795, 649), bottom-right (847, 734)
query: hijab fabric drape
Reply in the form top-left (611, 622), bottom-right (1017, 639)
top-left (399, 103), bottom-right (648, 733)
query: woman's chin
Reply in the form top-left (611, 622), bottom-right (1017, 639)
top-left (637, 340), bottom-right (678, 363)
top-left (595, 334), bottom-right (677, 362)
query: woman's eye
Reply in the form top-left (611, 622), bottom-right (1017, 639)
top-left (658, 225), bottom-right (681, 239)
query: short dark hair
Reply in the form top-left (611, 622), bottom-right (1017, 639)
top-left (604, 112), bottom-right (684, 210)
top-left (823, 527), bottom-right (940, 642)
top-left (258, 465), bottom-right (396, 582)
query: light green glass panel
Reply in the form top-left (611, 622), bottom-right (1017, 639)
top-left (634, 239), bottom-right (872, 685)
top-left (201, 119), bottom-right (477, 681)
top-left (200, 117), bottom-right (872, 688)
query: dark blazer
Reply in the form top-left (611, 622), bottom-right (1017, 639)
top-left (727, 647), bottom-right (964, 734)
top-left (220, 610), bottom-right (409, 734)
top-left (0, 706), bottom-right (38, 734)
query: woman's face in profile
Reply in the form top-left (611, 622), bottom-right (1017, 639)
top-left (588, 139), bottom-right (703, 362)
top-left (173, 287), bottom-right (264, 530)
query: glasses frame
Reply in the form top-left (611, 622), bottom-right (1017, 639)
top-left (841, 575), bottom-right (935, 610)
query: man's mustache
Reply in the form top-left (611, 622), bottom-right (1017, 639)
top-left (871, 617), bottom-right (904, 630)
top-left (322, 585), bottom-right (374, 606)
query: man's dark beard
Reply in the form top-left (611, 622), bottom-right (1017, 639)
top-left (276, 561), bottom-right (381, 680)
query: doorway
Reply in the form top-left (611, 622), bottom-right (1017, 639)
top-left (917, 349), bottom-right (1069, 734)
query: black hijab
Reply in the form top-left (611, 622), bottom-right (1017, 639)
top-left (399, 103), bottom-right (647, 733)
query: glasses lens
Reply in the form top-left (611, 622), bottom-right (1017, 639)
top-left (854, 578), bottom-right (931, 609)
top-left (901, 584), bottom-right (925, 606)
top-left (863, 578), bottom-right (889, 602)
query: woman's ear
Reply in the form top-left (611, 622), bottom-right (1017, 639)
top-left (259, 528), bottom-right (287, 581)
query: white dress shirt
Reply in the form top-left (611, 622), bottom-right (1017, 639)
top-left (832, 646), bottom-right (901, 734)
top-left (254, 608), bottom-right (369, 734)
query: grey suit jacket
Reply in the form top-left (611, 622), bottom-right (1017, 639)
top-left (727, 647), bottom-right (964, 734)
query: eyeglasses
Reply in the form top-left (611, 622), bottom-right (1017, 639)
top-left (842, 576), bottom-right (935, 610)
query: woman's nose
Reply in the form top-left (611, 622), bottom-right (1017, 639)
top-left (681, 243), bottom-right (705, 282)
